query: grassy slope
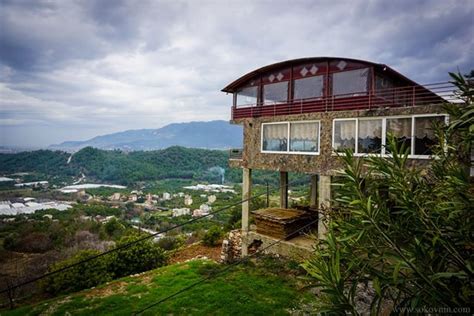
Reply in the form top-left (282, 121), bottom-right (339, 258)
top-left (4, 259), bottom-right (314, 316)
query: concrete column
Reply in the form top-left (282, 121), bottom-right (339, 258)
top-left (310, 174), bottom-right (318, 208)
top-left (318, 175), bottom-right (331, 239)
top-left (279, 171), bottom-right (288, 209)
top-left (241, 168), bottom-right (252, 257)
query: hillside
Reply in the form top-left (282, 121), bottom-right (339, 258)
top-left (49, 120), bottom-right (243, 152)
top-left (0, 146), bottom-right (240, 185)
top-left (4, 259), bottom-right (315, 315)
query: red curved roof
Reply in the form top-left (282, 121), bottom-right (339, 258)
top-left (221, 56), bottom-right (421, 93)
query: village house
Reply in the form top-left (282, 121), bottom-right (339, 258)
top-left (199, 204), bottom-right (211, 213)
top-left (224, 57), bottom-right (455, 258)
top-left (208, 195), bottom-right (217, 204)
top-left (172, 208), bottom-right (191, 217)
top-left (184, 195), bottom-right (193, 206)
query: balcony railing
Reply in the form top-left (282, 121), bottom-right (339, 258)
top-left (231, 81), bottom-right (460, 120)
top-left (229, 148), bottom-right (243, 160)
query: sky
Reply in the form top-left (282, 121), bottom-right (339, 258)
top-left (0, 0), bottom-right (473, 148)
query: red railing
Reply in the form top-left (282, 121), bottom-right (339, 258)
top-left (231, 81), bottom-right (460, 120)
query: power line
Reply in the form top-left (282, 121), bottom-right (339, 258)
top-left (133, 217), bottom-right (319, 315)
top-left (0, 182), bottom-right (289, 295)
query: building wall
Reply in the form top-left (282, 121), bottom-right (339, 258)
top-left (231, 104), bottom-right (445, 175)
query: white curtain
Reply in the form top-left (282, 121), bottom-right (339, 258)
top-left (264, 124), bottom-right (287, 140)
top-left (358, 119), bottom-right (382, 138)
top-left (336, 120), bottom-right (356, 140)
top-left (290, 122), bottom-right (318, 140)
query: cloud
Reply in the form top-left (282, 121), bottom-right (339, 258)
top-left (0, 0), bottom-right (473, 147)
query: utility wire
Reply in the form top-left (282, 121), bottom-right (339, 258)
top-left (0, 182), bottom-right (288, 295)
top-left (133, 217), bottom-right (319, 315)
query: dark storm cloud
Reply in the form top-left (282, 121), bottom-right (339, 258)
top-left (0, 0), bottom-right (473, 147)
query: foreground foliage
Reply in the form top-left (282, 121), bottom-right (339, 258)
top-left (303, 73), bottom-right (473, 314)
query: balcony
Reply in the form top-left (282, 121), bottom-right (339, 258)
top-left (231, 81), bottom-right (457, 120)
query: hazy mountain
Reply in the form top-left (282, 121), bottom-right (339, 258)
top-left (49, 120), bottom-right (242, 152)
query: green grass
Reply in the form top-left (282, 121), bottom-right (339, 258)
top-left (3, 259), bottom-right (315, 315)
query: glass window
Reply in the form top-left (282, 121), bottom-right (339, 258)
top-left (386, 118), bottom-right (412, 153)
top-left (333, 68), bottom-right (369, 97)
top-left (294, 75), bottom-right (324, 100)
top-left (333, 120), bottom-right (356, 152)
top-left (414, 116), bottom-right (445, 155)
top-left (358, 119), bottom-right (382, 154)
top-left (263, 81), bottom-right (288, 104)
top-left (262, 123), bottom-right (288, 152)
top-left (236, 86), bottom-right (258, 107)
top-left (290, 122), bottom-right (319, 153)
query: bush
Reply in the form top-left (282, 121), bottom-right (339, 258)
top-left (110, 234), bottom-right (167, 278)
top-left (42, 249), bottom-right (112, 295)
top-left (303, 73), bottom-right (473, 313)
top-left (3, 233), bottom-right (18, 251)
top-left (103, 217), bottom-right (125, 239)
top-left (156, 235), bottom-right (184, 251)
top-left (202, 226), bottom-right (223, 246)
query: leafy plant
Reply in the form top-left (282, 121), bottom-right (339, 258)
top-left (42, 249), bottom-right (112, 295)
top-left (303, 73), bottom-right (473, 314)
top-left (109, 234), bottom-right (167, 278)
top-left (202, 225), bottom-right (223, 246)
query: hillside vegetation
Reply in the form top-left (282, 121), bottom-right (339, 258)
top-left (0, 146), bottom-right (237, 185)
top-left (4, 258), bottom-right (315, 315)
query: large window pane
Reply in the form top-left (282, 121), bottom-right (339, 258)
top-left (290, 122), bottom-right (319, 153)
top-left (386, 118), bottom-right (412, 153)
top-left (358, 119), bottom-right (382, 153)
top-left (333, 120), bottom-right (356, 152)
top-left (294, 75), bottom-right (324, 100)
top-left (263, 81), bottom-right (288, 104)
top-left (262, 123), bottom-right (288, 152)
top-left (236, 86), bottom-right (258, 107)
top-left (414, 116), bottom-right (445, 155)
top-left (333, 68), bottom-right (369, 97)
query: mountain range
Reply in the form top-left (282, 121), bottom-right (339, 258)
top-left (49, 120), bottom-right (242, 152)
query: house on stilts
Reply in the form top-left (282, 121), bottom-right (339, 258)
top-left (223, 57), bottom-right (456, 259)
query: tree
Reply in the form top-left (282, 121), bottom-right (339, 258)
top-left (103, 217), bottom-right (125, 239)
top-left (303, 73), bottom-right (473, 314)
top-left (42, 249), bottom-right (112, 295)
top-left (109, 234), bottom-right (167, 278)
top-left (202, 225), bottom-right (223, 246)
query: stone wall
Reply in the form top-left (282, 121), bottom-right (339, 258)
top-left (231, 104), bottom-right (445, 175)
top-left (220, 229), bottom-right (242, 263)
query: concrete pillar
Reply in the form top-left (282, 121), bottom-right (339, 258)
top-left (318, 175), bottom-right (331, 239)
top-left (241, 168), bottom-right (252, 256)
top-left (310, 174), bottom-right (318, 208)
top-left (279, 171), bottom-right (288, 209)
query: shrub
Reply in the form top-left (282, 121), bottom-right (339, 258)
top-left (103, 217), bottom-right (125, 239)
top-left (202, 226), bottom-right (223, 246)
top-left (156, 235), bottom-right (184, 251)
top-left (109, 234), bottom-right (167, 278)
top-left (42, 249), bottom-right (112, 295)
top-left (3, 233), bottom-right (18, 251)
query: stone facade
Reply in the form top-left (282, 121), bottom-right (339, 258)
top-left (231, 104), bottom-right (445, 175)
